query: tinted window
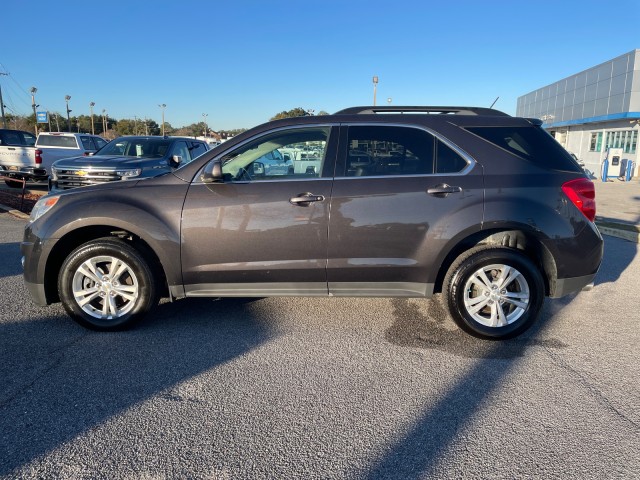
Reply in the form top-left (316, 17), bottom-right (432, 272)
top-left (189, 142), bottom-right (207, 160)
top-left (221, 127), bottom-right (330, 181)
top-left (345, 125), bottom-right (434, 176)
top-left (466, 126), bottom-right (580, 170)
top-left (436, 140), bottom-right (467, 173)
top-left (0, 131), bottom-right (23, 146)
top-left (80, 136), bottom-right (96, 150)
top-left (171, 141), bottom-right (190, 162)
top-left (23, 132), bottom-right (37, 146)
top-left (94, 137), bottom-right (108, 149)
top-left (99, 138), bottom-right (171, 157)
top-left (37, 135), bottom-right (78, 148)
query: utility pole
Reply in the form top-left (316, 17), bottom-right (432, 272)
top-left (0, 72), bottom-right (8, 129)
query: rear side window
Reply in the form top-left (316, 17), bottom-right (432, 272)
top-left (466, 126), bottom-right (580, 170)
top-left (344, 125), bottom-right (469, 177)
top-left (94, 137), bottom-right (108, 149)
top-left (37, 135), bottom-right (78, 148)
top-left (23, 132), bottom-right (37, 146)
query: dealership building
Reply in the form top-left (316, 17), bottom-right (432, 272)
top-left (517, 49), bottom-right (639, 177)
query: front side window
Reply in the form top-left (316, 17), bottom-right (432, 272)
top-left (80, 136), bottom-right (96, 150)
top-left (221, 127), bottom-right (330, 181)
top-left (171, 141), bottom-right (190, 162)
top-left (189, 142), bottom-right (207, 160)
top-left (94, 137), bottom-right (108, 149)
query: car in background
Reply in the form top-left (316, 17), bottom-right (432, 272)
top-left (49, 136), bottom-right (209, 192)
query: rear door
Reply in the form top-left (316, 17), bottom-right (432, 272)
top-left (327, 124), bottom-right (484, 297)
top-left (180, 125), bottom-right (338, 296)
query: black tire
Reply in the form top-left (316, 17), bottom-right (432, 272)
top-left (443, 246), bottom-right (544, 340)
top-left (4, 178), bottom-right (23, 188)
top-left (58, 237), bottom-right (159, 331)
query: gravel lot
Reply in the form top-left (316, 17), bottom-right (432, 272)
top-left (0, 211), bottom-right (638, 479)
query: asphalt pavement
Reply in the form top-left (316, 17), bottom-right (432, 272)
top-left (0, 208), bottom-right (638, 479)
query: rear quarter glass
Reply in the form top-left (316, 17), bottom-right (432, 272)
top-left (465, 126), bottom-right (582, 172)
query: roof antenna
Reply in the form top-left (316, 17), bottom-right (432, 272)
top-left (489, 96), bottom-right (499, 109)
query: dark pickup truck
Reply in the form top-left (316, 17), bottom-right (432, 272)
top-left (49, 135), bottom-right (209, 191)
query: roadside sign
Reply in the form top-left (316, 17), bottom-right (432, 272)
top-left (36, 111), bottom-right (48, 123)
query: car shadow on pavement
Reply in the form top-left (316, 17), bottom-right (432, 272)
top-left (594, 234), bottom-right (638, 285)
top-left (0, 242), bottom-right (23, 278)
top-left (371, 235), bottom-right (636, 478)
top-left (0, 298), bottom-right (276, 477)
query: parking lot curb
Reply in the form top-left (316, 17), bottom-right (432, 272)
top-left (0, 203), bottom-right (30, 220)
top-left (595, 219), bottom-right (640, 243)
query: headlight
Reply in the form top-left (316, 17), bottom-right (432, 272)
top-left (29, 195), bottom-right (60, 223)
top-left (116, 169), bottom-right (141, 178)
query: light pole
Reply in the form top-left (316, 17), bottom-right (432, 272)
top-left (202, 113), bottom-right (208, 137)
top-left (89, 102), bottom-right (95, 135)
top-left (30, 87), bottom-right (38, 134)
top-left (65, 95), bottom-right (72, 132)
top-left (102, 109), bottom-right (107, 133)
top-left (159, 104), bottom-right (166, 136)
top-left (372, 76), bottom-right (378, 106)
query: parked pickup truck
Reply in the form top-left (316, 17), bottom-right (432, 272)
top-left (49, 135), bottom-right (209, 192)
top-left (0, 130), bottom-right (108, 187)
top-left (0, 129), bottom-right (40, 187)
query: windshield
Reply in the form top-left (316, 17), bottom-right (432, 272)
top-left (97, 138), bottom-right (171, 158)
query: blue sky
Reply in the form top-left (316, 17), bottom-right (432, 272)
top-left (1, 0), bottom-right (638, 130)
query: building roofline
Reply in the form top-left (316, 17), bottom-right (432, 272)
top-left (544, 112), bottom-right (640, 128)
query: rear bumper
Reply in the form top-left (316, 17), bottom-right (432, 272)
top-left (550, 273), bottom-right (598, 298)
top-left (0, 165), bottom-right (47, 181)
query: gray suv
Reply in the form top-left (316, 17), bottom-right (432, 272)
top-left (22, 106), bottom-right (603, 339)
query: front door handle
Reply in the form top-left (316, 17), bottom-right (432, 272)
top-left (289, 192), bottom-right (325, 207)
top-left (427, 183), bottom-right (462, 197)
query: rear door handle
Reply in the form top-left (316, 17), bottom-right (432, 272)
top-left (427, 183), bottom-right (462, 197)
top-left (289, 192), bottom-right (325, 207)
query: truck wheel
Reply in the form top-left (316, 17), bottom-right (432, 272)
top-left (4, 178), bottom-right (23, 188)
top-left (58, 238), bottom-right (158, 331)
top-left (443, 246), bottom-right (544, 340)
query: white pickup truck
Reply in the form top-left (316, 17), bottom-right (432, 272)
top-left (0, 130), bottom-right (107, 187)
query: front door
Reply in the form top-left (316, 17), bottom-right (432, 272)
top-left (181, 126), bottom-right (337, 296)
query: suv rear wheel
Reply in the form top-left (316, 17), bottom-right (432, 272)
top-left (443, 246), bottom-right (544, 339)
top-left (58, 238), bottom-right (158, 331)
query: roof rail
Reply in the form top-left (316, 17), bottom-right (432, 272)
top-left (334, 106), bottom-right (509, 116)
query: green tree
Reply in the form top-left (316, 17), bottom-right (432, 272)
top-left (270, 107), bottom-right (311, 121)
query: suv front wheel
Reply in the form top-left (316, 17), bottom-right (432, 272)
top-left (443, 246), bottom-right (544, 339)
top-left (58, 238), bottom-right (158, 331)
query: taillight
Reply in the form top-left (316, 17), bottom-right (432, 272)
top-left (562, 178), bottom-right (596, 222)
top-left (35, 149), bottom-right (43, 165)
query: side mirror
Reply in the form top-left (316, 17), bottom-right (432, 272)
top-left (170, 155), bottom-right (182, 168)
top-left (201, 160), bottom-right (223, 183)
